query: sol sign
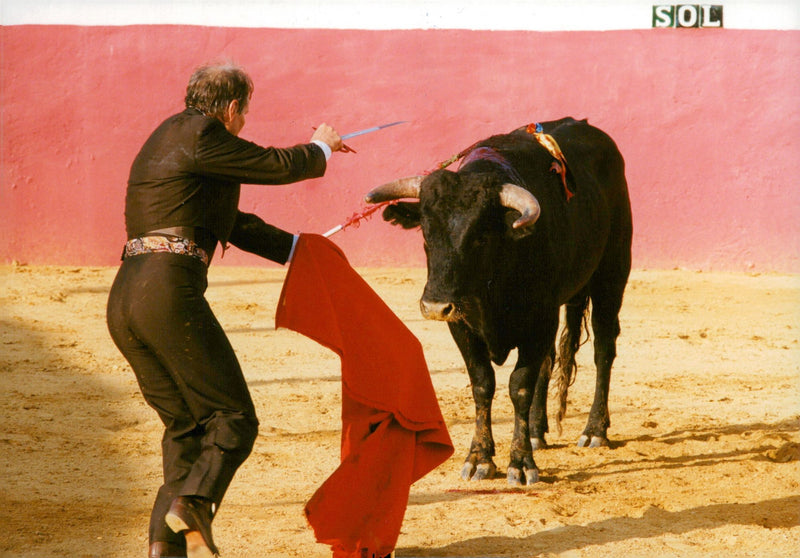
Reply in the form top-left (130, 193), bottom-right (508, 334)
top-left (652, 5), bottom-right (724, 27)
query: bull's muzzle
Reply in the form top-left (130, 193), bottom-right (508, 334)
top-left (420, 299), bottom-right (459, 322)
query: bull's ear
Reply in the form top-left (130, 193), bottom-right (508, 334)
top-left (383, 202), bottom-right (421, 229)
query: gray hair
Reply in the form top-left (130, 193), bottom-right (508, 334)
top-left (184, 62), bottom-right (254, 119)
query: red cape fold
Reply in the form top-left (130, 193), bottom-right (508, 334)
top-left (275, 234), bottom-right (453, 558)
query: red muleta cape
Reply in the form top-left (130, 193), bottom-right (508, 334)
top-left (275, 233), bottom-right (454, 558)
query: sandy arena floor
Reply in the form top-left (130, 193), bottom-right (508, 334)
top-left (0, 264), bottom-right (798, 557)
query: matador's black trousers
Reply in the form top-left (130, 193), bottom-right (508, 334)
top-left (107, 252), bottom-right (258, 546)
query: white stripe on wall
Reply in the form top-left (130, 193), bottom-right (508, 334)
top-left (2, 0), bottom-right (799, 30)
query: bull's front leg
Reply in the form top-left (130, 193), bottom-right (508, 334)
top-left (449, 322), bottom-right (497, 481)
top-left (510, 315), bottom-right (559, 486)
top-left (508, 360), bottom-right (540, 486)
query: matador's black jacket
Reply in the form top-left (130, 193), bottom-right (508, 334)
top-left (125, 107), bottom-right (327, 262)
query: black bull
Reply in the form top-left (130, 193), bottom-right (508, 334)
top-left (365, 117), bottom-right (632, 486)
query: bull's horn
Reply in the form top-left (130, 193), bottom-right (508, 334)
top-left (365, 176), bottom-right (423, 204)
top-left (499, 183), bottom-right (541, 229)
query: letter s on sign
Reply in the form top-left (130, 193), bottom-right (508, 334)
top-left (652, 5), bottom-right (675, 28)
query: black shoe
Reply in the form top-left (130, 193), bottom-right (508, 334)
top-left (149, 541), bottom-right (187, 558)
top-left (165, 496), bottom-right (219, 557)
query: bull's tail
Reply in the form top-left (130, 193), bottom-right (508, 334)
top-left (553, 294), bottom-right (591, 434)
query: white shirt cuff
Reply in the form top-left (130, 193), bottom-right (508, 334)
top-left (286, 234), bottom-right (300, 264)
top-left (311, 140), bottom-right (332, 161)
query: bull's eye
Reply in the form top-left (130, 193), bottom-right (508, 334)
top-left (471, 235), bottom-right (488, 250)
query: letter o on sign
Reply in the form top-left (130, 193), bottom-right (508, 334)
top-left (676, 4), bottom-right (699, 27)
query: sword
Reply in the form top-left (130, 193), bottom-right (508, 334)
top-left (320, 121), bottom-right (408, 236)
top-left (340, 121), bottom-right (407, 140)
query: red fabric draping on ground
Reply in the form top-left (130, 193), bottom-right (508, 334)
top-left (275, 234), bottom-right (454, 558)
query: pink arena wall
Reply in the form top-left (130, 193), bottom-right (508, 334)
top-left (1, 26), bottom-right (798, 271)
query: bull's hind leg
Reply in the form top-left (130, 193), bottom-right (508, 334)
top-left (509, 312), bottom-right (559, 485)
top-left (449, 322), bottom-right (498, 481)
top-left (580, 262), bottom-right (630, 448)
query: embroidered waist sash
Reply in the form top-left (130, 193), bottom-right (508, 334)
top-left (124, 235), bottom-right (209, 266)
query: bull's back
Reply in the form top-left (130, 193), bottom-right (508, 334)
top-left (506, 119), bottom-right (631, 303)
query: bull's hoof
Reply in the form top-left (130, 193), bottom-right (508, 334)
top-left (577, 435), bottom-right (609, 448)
top-left (507, 466), bottom-right (540, 486)
top-left (530, 437), bottom-right (548, 451)
top-left (461, 460), bottom-right (497, 481)
top-left (473, 462), bottom-right (497, 481)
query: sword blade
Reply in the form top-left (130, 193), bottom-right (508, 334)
top-left (340, 121), bottom-right (407, 140)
